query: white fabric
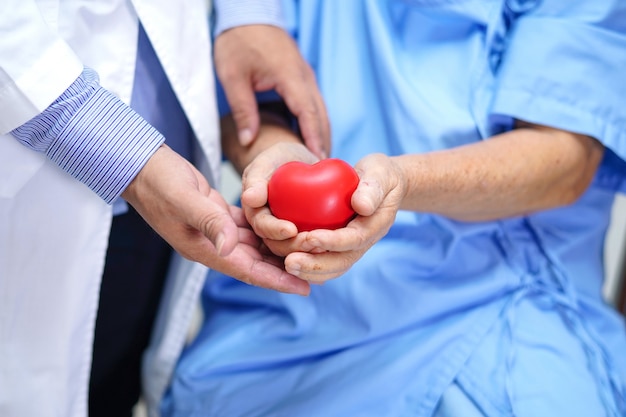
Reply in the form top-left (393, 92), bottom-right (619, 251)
top-left (0, 1), bottom-right (219, 416)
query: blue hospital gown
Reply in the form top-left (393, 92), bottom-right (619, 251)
top-left (163, 1), bottom-right (626, 416)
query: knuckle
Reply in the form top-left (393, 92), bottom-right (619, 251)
top-left (218, 64), bottom-right (243, 84)
top-left (198, 211), bottom-right (228, 239)
top-left (230, 105), bottom-right (252, 122)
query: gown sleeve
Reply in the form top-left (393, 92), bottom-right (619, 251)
top-left (490, 1), bottom-right (626, 189)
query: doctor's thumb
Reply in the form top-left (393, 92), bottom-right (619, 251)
top-left (194, 206), bottom-right (239, 257)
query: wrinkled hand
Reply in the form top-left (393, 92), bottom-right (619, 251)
top-left (122, 145), bottom-right (310, 295)
top-left (240, 141), bottom-right (319, 238)
top-left (214, 24), bottom-right (330, 158)
top-left (242, 147), bottom-right (405, 283)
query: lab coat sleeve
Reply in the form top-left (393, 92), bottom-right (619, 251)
top-left (2, 2), bottom-right (164, 204)
top-left (0, 0), bottom-right (83, 134)
top-left (490, 1), bottom-right (626, 167)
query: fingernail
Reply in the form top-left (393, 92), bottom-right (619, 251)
top-left (239, 129), bottom-right (253, 147)
top-left (215, 232), bottom-right (225, 255)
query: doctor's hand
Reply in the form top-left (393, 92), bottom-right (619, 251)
top-left (214, 24), bottom-right (330, 159)
top-left (241, 142), bottom-right (404, 283)
top-left (121, 144), bottom-right (310, 295)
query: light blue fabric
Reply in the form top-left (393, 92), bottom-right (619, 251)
top-left (212, 0), bottom-right (285, 37)
top-left (432, 382), bottom-right (484, 417)
top-left (163, 1), bottom-right (626, 416)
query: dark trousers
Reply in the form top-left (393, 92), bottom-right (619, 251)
top-left (88, 206), bottom-right (172, 417)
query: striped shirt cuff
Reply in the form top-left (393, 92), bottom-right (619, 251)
top-left (213, 0), bottom-right (285, 37)
top-left (11, 68), bottom-right (164, 203)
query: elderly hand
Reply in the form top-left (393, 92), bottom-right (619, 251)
top-left (122, 144), bottom-right (310, 295)
top-left (242, 145), bottom-right (406, 283)
top-left (214, 24), bottom-right (330, 159)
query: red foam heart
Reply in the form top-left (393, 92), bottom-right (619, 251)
top-left (268, 158), bottom-right (359, 232)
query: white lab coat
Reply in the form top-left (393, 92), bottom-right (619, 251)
top-left (0, 1), bottom-right (219, 416)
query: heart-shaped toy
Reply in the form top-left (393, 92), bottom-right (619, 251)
top-left (268, 158), bottom-right (359, 232)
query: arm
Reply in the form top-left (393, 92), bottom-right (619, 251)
top-left (234, 1), bottom-right (626, 283)
top-left (392, 121), bottom-right (604, 221)
top-left (234, 121), bottom-right (604, 282)
top-left (212, 0), bottom-right (330, 158)
top-left (121, 142), bottom-right (310, 295)
top-left (10, 70), bottom-right (309, 295)
top-left (11, 68), bottom-right (163, 203)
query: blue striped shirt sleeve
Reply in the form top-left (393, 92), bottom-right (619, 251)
top-left (213, 0), bottom-right (285, 36)
top-left (11, 67), bottom-right (164, 204)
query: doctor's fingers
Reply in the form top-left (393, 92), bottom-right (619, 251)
top-left (180, 189), bottom-right (242, 257)
top-left (213, 24), bottom-right (262, 147)
top-left (218, 69), bottom-right (261, 147)
top-left (209, 243), bottom-right (311, 296)
top-left (218, 67), bottom-right (330, 155)
top-left (276, 64), bottom-right (331, 159)
top-left (187, 239), bottom-right (310, 294)
top-left (214, 25), bottom-right (329, 155)
top-left (228, 204), bottom-right (253, 229)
